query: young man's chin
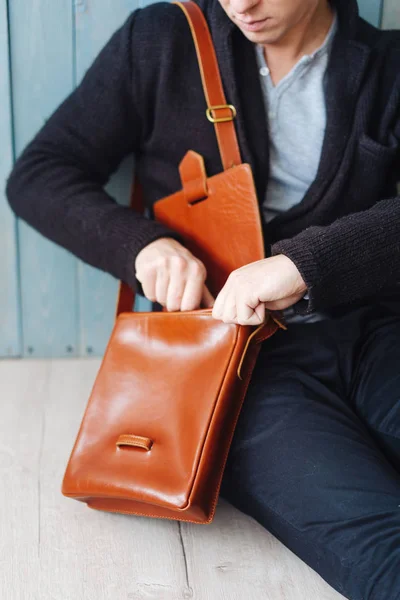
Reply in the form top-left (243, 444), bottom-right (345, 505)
top-left (235, 19), bottom-right (282, 44)
top-left (239, 28), bottom-right (282, 45)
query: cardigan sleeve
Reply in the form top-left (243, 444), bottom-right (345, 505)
top-left (5, 9), bottom-right (182, 293)
top-left (271, 189), bottom-right (400, 312)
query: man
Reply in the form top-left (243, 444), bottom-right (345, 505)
top-left (6, 0), bottom-right (400, 597)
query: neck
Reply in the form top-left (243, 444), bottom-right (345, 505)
top-left (263, 1), bottom-right (334, 66)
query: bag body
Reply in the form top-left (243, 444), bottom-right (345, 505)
top-left (62, 309), bottom-right (279, 523)
top-left (61, 1), bottom-right (283, 523)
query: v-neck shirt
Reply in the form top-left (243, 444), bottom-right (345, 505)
top-left (255, 12), bottom-right (338, 225)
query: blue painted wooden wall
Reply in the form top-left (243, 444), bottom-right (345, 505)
top-left (1, 0), bottom-right (151, 359)
top-left (0, 0), bottom-right (397, 357)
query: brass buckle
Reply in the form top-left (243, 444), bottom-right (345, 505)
top-left (206, 104), bottom-right (237, 123)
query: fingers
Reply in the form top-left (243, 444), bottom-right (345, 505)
top-left (213, 300), bottom-right (237, 323)
top-left (135, 238), bottom-right (209, 311)
top-left (165, 257), bottom-right (188, 311)
top-left (264, 291), bottom-right (305, 311)
top-left (140, 271), bottom-right (157, 303)
top-left (136, 237), bottom-right (301, 318)
top-left (163, 259), bottom-right (206, 311)
top-left (212, 271), bottom-right (265, 326)
top-left (154, 267), bottom-right (169, 305)
top-left (209, 255), bottom-right (306, 325)
top-left (213, 296), bottom-right (264, 326)
top-left (177, 262), bottom-right (207, 311)
top-left (201, 285), bottom-right (215, 308)
top-left (237, 300), bottom-right (265, 326)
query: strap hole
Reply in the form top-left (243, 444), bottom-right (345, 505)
top-left (188, 195), bottom-right (208, 206)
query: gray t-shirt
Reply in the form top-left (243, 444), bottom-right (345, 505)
top-left (255, 13), bottom-right (338, 323)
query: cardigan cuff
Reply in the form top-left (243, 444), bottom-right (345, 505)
top-left (270, 238), bottom-right (319, 313)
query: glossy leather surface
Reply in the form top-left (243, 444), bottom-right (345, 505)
top-left (155, 150), bottom-right (265, 297)
top-left (116, 0), bottom-right (249, 317)
top-left (172, 1), bottom-right (242, 170)
top-left (62, 310), bottom-right (279, 523)
top-left (62, 2), bottom-right (280, 523)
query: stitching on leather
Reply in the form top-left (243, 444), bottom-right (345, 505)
top-left (116, 434), bottom-right (153, 450)
top-left (78, 338), bottom-right (261, 525)
top-left (67, 313), bottom-right (269, 524)
top-left (119, 309), bottom-right (214, 320)
top-left (205, 343), bottom-right (263, 520)
top-left (180, 324), bottom-right (241, 510)
top-left (172, 2), bottom-right (241, 169)
top-left (87, 503), bottom-right (212, 524)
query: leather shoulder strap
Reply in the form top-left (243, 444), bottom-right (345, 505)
top-left (173, 1), bottom-right (241, 170)
top-left (116, 0), bottom-right (241, 317)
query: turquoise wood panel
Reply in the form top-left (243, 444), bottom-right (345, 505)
top-left (382, 0), bottom-right (400, 29)
top-left (1, 0), bottom-right (390, 359)
top-left (74, 0), bottom-right (153, 356)
top-left (77, 155), bottom-right (134, 356)
top-left (0, 0), bottom-right (21, 357)
top-left (358, 0), bottom-right (383, 27)
top-left (8, 0), bottom-right (78, 358)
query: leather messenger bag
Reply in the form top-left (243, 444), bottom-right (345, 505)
top-left (61, 1), bottom-right (285, 524)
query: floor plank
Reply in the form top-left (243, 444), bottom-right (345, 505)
top-left (182, 501), bottom-right (345, 600)
top-left (0, 359), bottom-right (346, 599)
top-left (0, 360), bottom-right (49, 600)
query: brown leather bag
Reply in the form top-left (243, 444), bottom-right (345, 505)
top-left (61, 1), bottom-right (284, 524)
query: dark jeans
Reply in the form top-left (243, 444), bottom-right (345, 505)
top-left (220, 300), bottom-right (400, 600)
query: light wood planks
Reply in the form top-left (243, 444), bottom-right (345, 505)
top-left (40, 359), bottom-right (189, 599)
top-left (0, 359), bottom-right (49, 600)
top-left (0, 0), bottom-right (21, 357)
top-left (0, 358), bottom-right (346, 600)
top-left (182, 503), bottom-right (346, 600)
top-left (8, 0), bottom-right (78, 358)
top-left (382, 0), bottom-right (400, 29)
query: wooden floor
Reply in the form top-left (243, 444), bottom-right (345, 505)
top-left (0, 359), bottom-right (345, 600)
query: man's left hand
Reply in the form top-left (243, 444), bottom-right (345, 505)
top-left (212, 254), bottom-right (307, 326)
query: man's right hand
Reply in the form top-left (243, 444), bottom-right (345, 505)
top-left (134, 237), bottom-right (215, 312)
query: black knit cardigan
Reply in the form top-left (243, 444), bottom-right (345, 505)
top-left (5, 0), bottom-right (400, 315)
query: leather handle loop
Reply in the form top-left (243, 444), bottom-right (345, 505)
top-left (179, 150), bottom-right (209, 204)
top-left (116, 434), bottom-right (153, 451)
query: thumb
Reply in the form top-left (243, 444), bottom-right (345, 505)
top-left (253, 301), bottom-right (266, 323)
top-left (201, 285), bottom-right (215, 308)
